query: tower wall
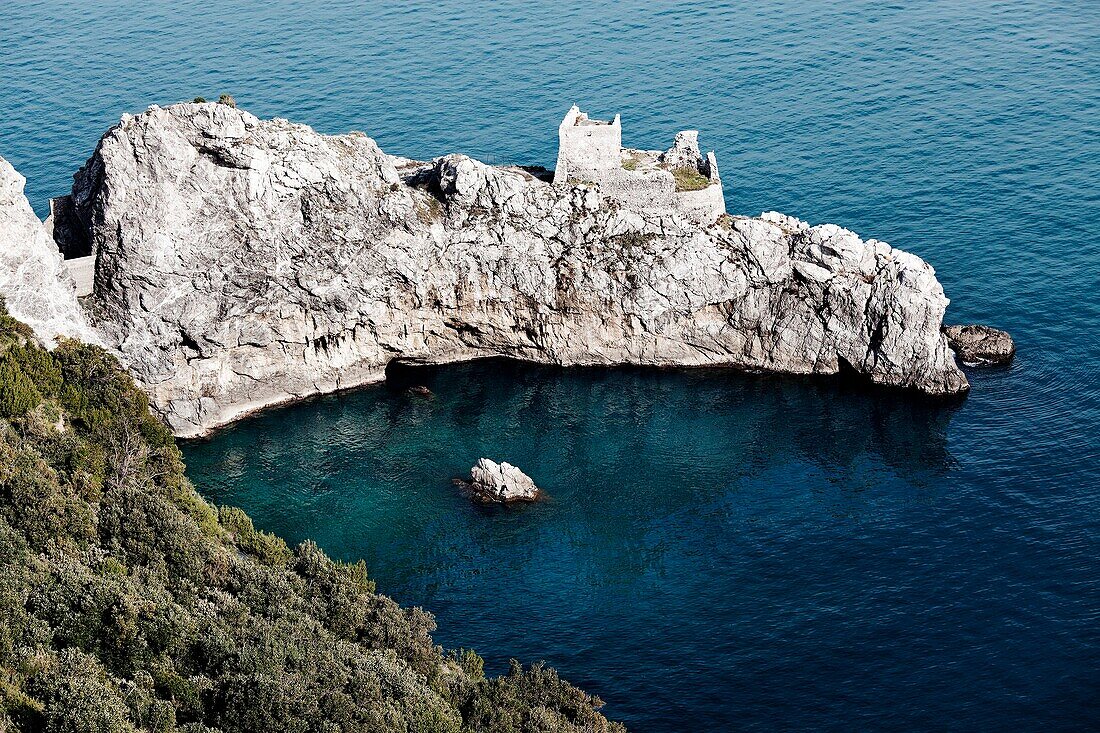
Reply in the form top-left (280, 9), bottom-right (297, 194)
top-left (551, 106), bottom-right (726, 224)
top-left (553, 106), bottom-right (622, 183)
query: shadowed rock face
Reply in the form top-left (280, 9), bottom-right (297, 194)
top-left (61, 102), bottom-right (966, 436)
top-left (0, 157), bottom-right (96, 347)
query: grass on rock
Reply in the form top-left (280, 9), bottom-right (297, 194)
top-left (671, 166), bottom-right (710, 192)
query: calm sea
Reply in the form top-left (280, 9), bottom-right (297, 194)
top-left (3, 1), bottom-right (1098, 730)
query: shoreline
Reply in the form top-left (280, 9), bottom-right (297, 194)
top-left (5, 102), bottom-right (970, 439)
top-left (176, 353), bottom-right (973, 440)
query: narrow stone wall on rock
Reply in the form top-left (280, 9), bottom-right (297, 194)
top-left (63, 256), bottom-right (95, 297)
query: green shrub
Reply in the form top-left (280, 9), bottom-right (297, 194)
top-left (0, 297), bottom-right (34, 343)
top-left (217, 94), bottom-right (236, 108)
top-left (0, 356), bottom-right (41, 418)
top-left (10, 343), bottom-right (62, 396)
top-left (193, 96), bottom-right (207, 103)
top-left (449, 648), bottom-right (485, 679)
top-left (0, 302), bottom-right (623, 732)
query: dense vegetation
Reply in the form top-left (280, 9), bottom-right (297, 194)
top-left (0, 302), bottom-right (623, 732)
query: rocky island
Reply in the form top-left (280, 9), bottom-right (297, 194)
top-left (460, 459), bottom-right (543, 503)
top-left (3, 101), bottom-right (973, 437)
top-left (943, 324), bottom-right (1016, 366)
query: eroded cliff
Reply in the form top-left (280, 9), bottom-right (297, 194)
top-left (0, 157), bottom-right (96, 347)
top-left (17, 102), bottom-right (966, 436)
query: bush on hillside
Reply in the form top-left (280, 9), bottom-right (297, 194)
top-left (0, 303), bottom-right (624, 733)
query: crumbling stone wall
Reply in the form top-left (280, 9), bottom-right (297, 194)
top-left (553, 105), bottom-right (621, 183)
top-left (673, 151), bottom-right (725, 224)
top-left (597, 169), bottom-right (677, 213)
top-left (551, 106), bottom-right (726, 224)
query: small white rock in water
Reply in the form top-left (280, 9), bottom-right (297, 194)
top-left (466, 458), bottom-right (541, 503)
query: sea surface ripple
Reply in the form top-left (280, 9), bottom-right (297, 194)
top-left (2, 1), bottom-right (1098, 730)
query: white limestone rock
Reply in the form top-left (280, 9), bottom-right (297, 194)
top-left (59, 103), bottom-right (966, 436)
top-left (466, 459), bottom-right (541, 503)
top-left (0, 157), bottom-right (96, 346)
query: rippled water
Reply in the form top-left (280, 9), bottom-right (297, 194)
top-left (3, 1), bottom-right (1099, 730)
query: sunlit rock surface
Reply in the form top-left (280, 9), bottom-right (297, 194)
top-left (0, 157), bottom-right (96, 346)
top-left (463, 458), bottom-right (542, 503)
top-left (62, 103), bottom-right (966, 436)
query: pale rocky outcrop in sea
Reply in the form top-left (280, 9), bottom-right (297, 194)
top-left (464, 459), bottom-right (542, 503)
top-left (0, 157), bottom-right (96, 346)
top-left (4, 102), bottom-right (968, 435)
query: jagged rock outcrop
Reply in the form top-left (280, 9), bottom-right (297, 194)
top-left (660, 130), bottom-right (705, 170)
top-left (0, 157), bottom-right (96, 347)
top-left (65, 103), bottom-right (967, 436)
top-left (944, 324), bottom-right (1015, 366)
top-left (462, 459), bottom-right (542, 503)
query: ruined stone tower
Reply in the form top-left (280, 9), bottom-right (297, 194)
top-left (552, 105), bottom-right (726, 224)
top-left (553, 105), bottom-right (622, 183)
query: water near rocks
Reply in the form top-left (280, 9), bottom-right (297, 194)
top-left (3, 1), bottom-right (1098, 730)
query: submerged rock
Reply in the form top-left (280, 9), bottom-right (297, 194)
top-left (463, 458), bottom-right (541, 503)
top-left (6, 102), bottom-right (969, 435)
top-left (944, 324), bottom-right (1016, 366)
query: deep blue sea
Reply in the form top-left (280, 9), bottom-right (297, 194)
top-left (3, 1), bottom-right (1099, 730)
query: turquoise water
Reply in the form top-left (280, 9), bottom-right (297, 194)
top-left (3, 1), bottom-right (1099, 729)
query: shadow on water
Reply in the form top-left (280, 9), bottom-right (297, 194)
top-left (384, 356), bottom-right (962, 484)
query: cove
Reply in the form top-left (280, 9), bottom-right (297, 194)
top-left (7, 0), bottom-right (1097, 728)
top-left (182, 360), bottom-right (1093, 731)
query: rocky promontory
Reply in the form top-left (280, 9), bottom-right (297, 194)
top-left (3, 103), bottom-right (970, 435)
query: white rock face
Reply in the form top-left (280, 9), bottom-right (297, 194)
top-left (661, 130), bottom-right (704, 170)
top-left (63, 103), bottom-right (966, 436)
top-left (0, 157), bottom-right (96, 347)
top-left (467, 459), bottom-right (541, 503)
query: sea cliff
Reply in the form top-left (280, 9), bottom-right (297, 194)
top-left (3, 102), bottom-right (967, 436)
